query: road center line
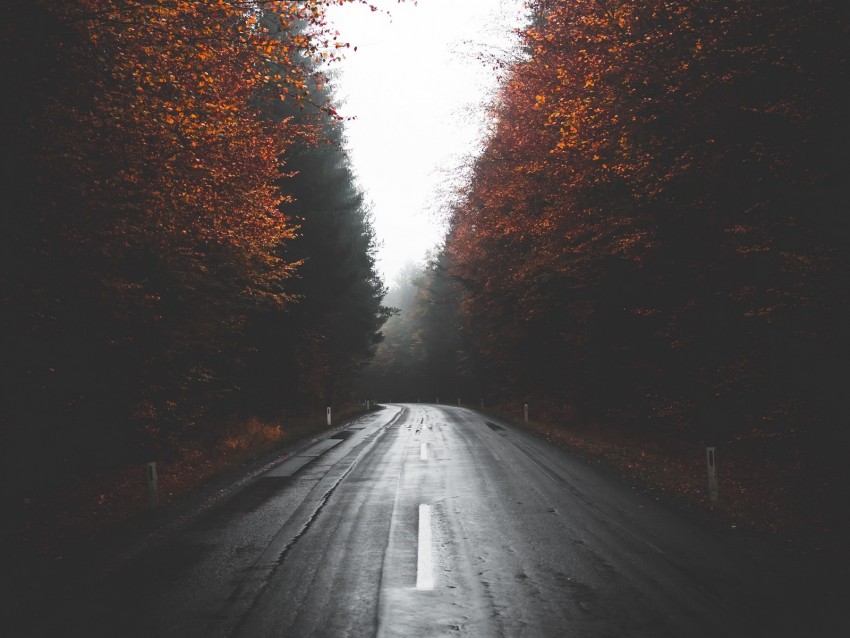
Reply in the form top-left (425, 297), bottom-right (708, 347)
top-left (420, 442), bottom-right (428, 460)
top-left (416, 504), bottom-right (434, 590)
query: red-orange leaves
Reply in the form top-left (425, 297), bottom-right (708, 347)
top-left (444, 0), bottom-right (849, 439)
top-left (33, 0), bottom-right (383, 302)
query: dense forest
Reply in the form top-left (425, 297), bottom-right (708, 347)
top-left (1, 1), bottom-right (389, 506)
top-left (4, 0), bottom-right (850, 548)
top-left (362, 0), bottom-right (850, 450)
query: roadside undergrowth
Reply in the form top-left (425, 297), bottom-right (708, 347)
top-left (14, 405), bottom-right (368, 560)
top-left (486, 404), bottom-right (846, 560)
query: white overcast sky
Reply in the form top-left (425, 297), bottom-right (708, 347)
top-left (325, 0), bottom-right (527, 287)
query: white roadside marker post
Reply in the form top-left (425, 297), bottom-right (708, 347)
top-left (326, 407), bottom-right (332, 427)
top-left (706, 447), bottom-right (719, 501)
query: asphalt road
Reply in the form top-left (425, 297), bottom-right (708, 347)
top-left (25, 404), bottom-right (835, 637)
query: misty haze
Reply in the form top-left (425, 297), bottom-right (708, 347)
top-left (2, 1), bottom-right (847, 637)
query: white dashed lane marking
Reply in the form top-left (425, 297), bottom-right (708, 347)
top-left (416, 504), bottom-right (433, 590)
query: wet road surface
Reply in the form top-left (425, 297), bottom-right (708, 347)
top-left (27, 404), bottom-right (830, 637)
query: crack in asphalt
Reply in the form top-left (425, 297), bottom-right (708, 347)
top-left (220, 407), bottom-right (407, 638)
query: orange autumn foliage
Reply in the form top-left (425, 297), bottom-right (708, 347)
top-left (31, 0), bottom-right (389, 302)
top-left (0, 1), bottom-right (403, 493)
top-left (445, 0), bottom-right (849, 437)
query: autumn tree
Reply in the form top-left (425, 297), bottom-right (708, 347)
top-left (0, 0), bottom-right (398, 497)
top-left (443, 0), bottom-right (849, 441)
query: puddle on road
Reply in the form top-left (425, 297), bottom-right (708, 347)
top-left (329, 430), bottom-right (355, 440)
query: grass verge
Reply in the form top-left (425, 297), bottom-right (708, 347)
top-left (11, 404), bottom-right (370, 561)
top-left (484, 404), bottom-right (848, 562)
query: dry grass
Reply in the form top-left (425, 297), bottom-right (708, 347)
top-left (487, 403), bottom-right (846, 555)
top-left (14, 405), bottom-right (368, 559)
